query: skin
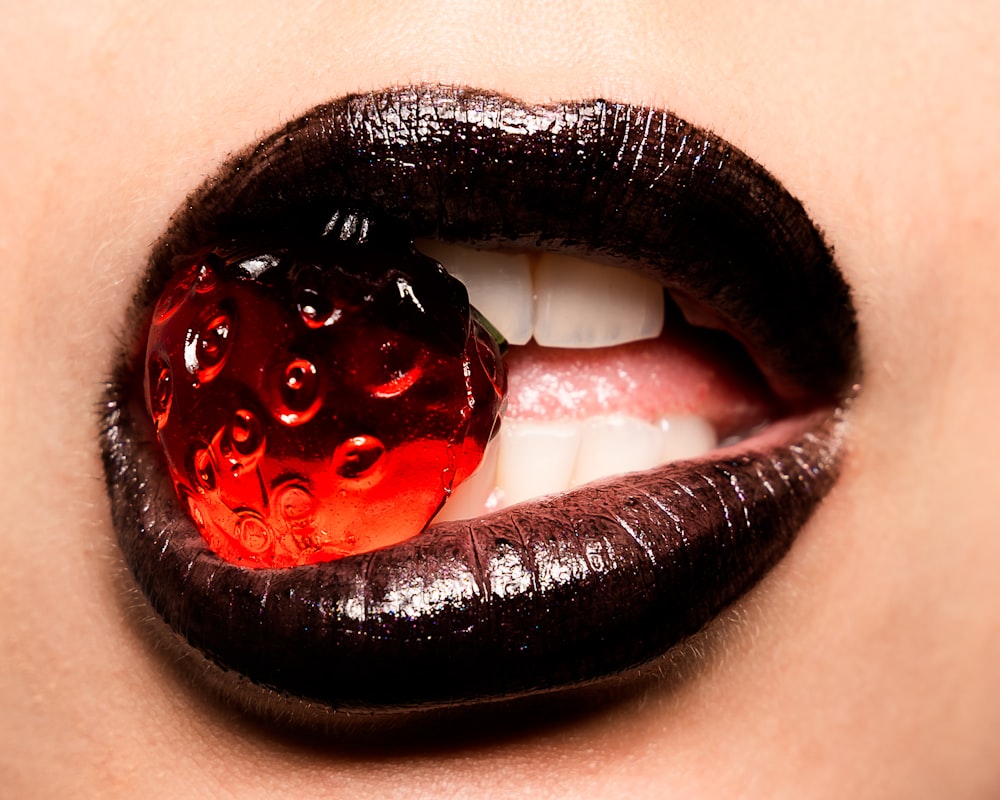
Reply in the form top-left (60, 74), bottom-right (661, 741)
top-left (1, 1), bottom-right (999, 797)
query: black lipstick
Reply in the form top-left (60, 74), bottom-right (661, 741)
top-left (101, 85), bottom-right (858, 711)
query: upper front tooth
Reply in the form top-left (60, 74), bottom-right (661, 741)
top-left (417, 241), bottom-right (666, 349)
top-left (416, 240), bottom-right (534, 345)
top-left (532, 253), bottom-right (664, 348)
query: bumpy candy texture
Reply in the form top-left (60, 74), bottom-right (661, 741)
top-left (144, 233), bottom-right (506, 567)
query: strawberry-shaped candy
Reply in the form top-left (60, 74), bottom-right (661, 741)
top-left (143, 228), bottom-right (507, 568)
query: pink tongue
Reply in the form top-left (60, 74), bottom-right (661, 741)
top-left (504, 336), bottom-right (776, 436)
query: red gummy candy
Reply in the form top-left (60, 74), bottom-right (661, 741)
top-left (143, 237), bottom-right (506, 568)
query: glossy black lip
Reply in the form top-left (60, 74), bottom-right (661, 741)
top-left (101, 85), bottom-right (859, 712)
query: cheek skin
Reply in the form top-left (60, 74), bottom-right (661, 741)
top-left (2, 2), bottom-right (1000, 799)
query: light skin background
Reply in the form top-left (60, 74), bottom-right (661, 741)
top-left (2, 2), bottom-right (999, 797)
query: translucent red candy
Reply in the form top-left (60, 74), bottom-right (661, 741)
top-left (143, 236), bottom-right (506, 568)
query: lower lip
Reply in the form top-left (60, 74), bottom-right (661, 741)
top-left (106, 373), bottom-right (845, 710)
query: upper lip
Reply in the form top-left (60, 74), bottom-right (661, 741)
top-left (102, 85), bottom-right (859, 712)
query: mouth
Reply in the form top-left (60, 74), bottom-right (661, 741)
top-left (101, 85), bottom-right (859, 712)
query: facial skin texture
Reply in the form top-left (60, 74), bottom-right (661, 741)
top-left (1, 2), bottom-right (999, 798)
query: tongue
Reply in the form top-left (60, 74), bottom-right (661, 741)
top-left (434, 326), bottom-right (778, 522)
top-left (503, 332), bottom-right (777, 437)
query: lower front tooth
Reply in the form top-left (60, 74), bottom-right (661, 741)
top-left (658, 416), bottom-right (718, 462)
top-left (570, 415), bottom-right (665, 487)
top-left (495, 419), bottom-right (582, 506)
top-left (434, 415), bottom-right (719, 518)
top-left (432, 437), bottom-right (500, 523)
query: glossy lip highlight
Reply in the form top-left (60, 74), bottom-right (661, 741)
top-left (101, 85), bottom-right (859, 711)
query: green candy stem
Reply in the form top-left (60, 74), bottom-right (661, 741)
top-left (471, 306), bottom-right (509, 355)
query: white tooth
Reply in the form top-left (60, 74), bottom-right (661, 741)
top-left (532, 253), bottom-right (664, 348)
top-left (438, 416), bottom-right (719, 517)
top-left (415, 240), bottom-right (534, 345)
top-left (658, 416), bottom-right (718, 462)
top-left (495, 419), bottom-right (582, 506)
top-left (570, 415), bottom-right (665, 487)
top-left (432, 437), bottom-right (500, 523)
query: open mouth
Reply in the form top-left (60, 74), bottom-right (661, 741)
top-left (100, 85), bottom-right (859, 712)
top-left (419, 240), bottom-right (780, 520)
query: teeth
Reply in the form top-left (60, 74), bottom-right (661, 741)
top-left (415, 241), bottom-right (534, 345)
top-left (416, 242), bottom-right (664, 348)
top-left (570, 416), bottom-right (666, 487)
top-left (435, 414), bottom-right (718, 518)
top-left (532, 253), bottom-right (664, 348)
top-left (412, 240), bottom-right (711, 520)
top-left (432, 438), bottom-right (500, 523)
top-left (495, 419), bottom-right (583, 506)
top-left (658, 416), bottom-right (718, 462)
